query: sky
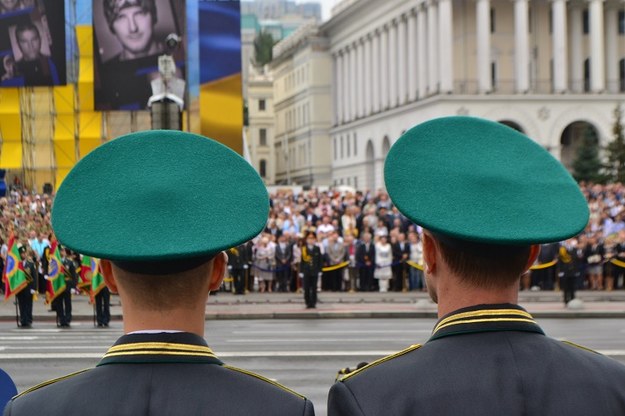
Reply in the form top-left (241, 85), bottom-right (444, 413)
top-left (302, 0), bottom-right (340, 21)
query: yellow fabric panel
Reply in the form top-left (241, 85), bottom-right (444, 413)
top-left (54, 86), bottom-right (75, 114)
top-left (76, 25), bottom-right (93, 57)
top-left (55, 168), bottom-right (71, 190)
top-left (0, 140), bottom-right (22, 168)
top-left (79, 58), bottom-right (93, 83)
top-left (0, 113), bottom-right (21, 139)
top-left (33, 141), bottom-right (54, 168)
top-left (54, 114), bottom-right (75, 140)
top-left (54, 139), bottom-right (76, 168)
top-left (0, 88), bottom-right (20, 113)
top-left (78, 82), bottom-right (94, 111)
top-left (79, 112), bottom-right (101, 139)
top-left (200, 73), bottom-right (243, 154)
top-left (33, 169), bottom-right (54, 189)
top-left (79, 138), bottom-right (101, 158)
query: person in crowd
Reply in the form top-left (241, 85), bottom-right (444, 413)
top-left (374, 235), bottom-right (392, 292)
top-left (344, 233), bottom-right (359, 292)
top-left (324, 231), bottom-right (346, 292)
top-left (328, 116), bottom-right (625, 416)
top-left (391, 232), bottom-right (409, 291)
top-left (228, 242), bottom-right (251, 295)
top-left (407, 231), bottom-right (424, 291)
top-left (275, 233), bottom-right (293, 292)
top-left (300, 232), bottom-right (322, 309)
top-left (585, 234), bottom-right (604, 290)
top-left (254, 237), bottom-right (275, 293)
top-left (3, 130), bottom-right (315, 415)
top-left (356, 232), bottom-right (375, 292)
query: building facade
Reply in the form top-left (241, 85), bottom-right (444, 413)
top-left (323, 0), bottom-right (625, 190)
top-left (247, 66), bottom-right (276, 184)
top-left (270, 23), bottom-right (333, 186)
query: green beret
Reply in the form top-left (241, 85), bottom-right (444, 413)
top-left (52, 130), bottom-right (269, 261)
top-left (384, 116), bottom-right (589, 245)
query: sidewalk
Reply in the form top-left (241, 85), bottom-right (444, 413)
top-left (2, 290), bottom-right (625, 323)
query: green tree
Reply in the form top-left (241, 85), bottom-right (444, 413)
top-left (605, 104), bottom-right (625, 183)
top-left (253, 31), bottom-right (275, 67)
top-left (572, 125), bottom-right (605, 183)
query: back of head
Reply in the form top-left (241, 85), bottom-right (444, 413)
top-left (384, 116), bottom-right (589, 285)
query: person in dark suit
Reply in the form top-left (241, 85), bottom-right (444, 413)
top-left (355, 232), bottom-right (375, 291)
top-left (299, 232), bottom-right (322, 309)
top-left (275, 234), bottom-right (293, 292)
top-left (391, 232), bottom-right (409, 291)
top-left (328, 116), bottom-right (625, 416)
top-left (4, 130), bottom-right (315, 416)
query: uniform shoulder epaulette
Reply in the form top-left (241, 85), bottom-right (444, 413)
top-left (14, 368), bottom-right (91, 399)
top-left (338, 344), bottom-right (422, 382)
top-left (222, 365), bottom-right (306, 400)
top-left (561, 340), bottom-right (600, 355)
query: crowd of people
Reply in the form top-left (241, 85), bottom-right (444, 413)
top-left (1, 181), bottom-right (624, 305)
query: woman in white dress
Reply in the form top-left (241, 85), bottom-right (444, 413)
top-left (375, 236), bottom-right (393, 292)
top-left (254, 237), bottom-right (275, 292)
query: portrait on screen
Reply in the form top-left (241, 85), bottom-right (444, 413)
top-left (93, 0), bottom-right (186, 110)
top-left (0, 0), bottom-right (65, 87)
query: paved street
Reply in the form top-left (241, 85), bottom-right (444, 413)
top-left (1, 318), bottom-right (624, 416)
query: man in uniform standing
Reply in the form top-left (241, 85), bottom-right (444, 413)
top-left (16, 246), bottom-right (36, 328)
top-left (300, 232), bottom-right (322, 309)
top-left (228, 242), bottom-right (250, 295)
top-left (4, 130), bottom-right (315, 415)
top-left (328, 116), bottom-right (625, 415)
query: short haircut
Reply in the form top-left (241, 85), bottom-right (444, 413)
top-left (112, 259), bottom-right (212, 311)
top-left (15, 21), bottom-right (39, 40)
top-left (434, 234), bottom-right (532, 289)
top-left (103, 0), bottom-right (157, 32)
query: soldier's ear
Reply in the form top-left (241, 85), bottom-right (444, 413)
top-left (208, 252), bottom-right (227, 292)
top-left (100, 260), bottom-right (118, 294)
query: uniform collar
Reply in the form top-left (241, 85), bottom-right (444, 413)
top-left (97, 332), bottom-right (223, 367)
top-left (429, 303), bottom-right (544, 342)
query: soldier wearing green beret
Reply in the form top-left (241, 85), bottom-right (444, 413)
top-left (328, 116), bottom-right (625, 415)
top-left (4, 130), bottom-right (314, 416)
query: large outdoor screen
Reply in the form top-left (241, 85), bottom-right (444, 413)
top-left (0, 0), bottom-right (66, 87)
top-left (93, 0), bottom-right (186, 110)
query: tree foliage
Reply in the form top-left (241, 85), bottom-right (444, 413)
top-left (604, 104), bottom-right (625, 183)
top-left (253, 31), bottom-right (276, 67)
top-left (572, 125), bottom-right (605, 183)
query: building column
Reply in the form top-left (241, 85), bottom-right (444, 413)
top-left (589, 0), bottom-right (605, 92)
top-left (356, 41), bottom-right (363, 118)
top-left (477, 0), bottom-right (492, 93)
top-left (427, 0), bottom-right (439, 94)
top-left (514, 0), bottom-right (530, 93)
top-left (605, 3), bottom-right (618, 93)
top-left (349, 44), bottom-right (358, 121)
top-left (364, 35), bottom-right (372, 115)
top-left (438, 0), bottom-right (453, 93)
top-left (397, 15), bottom-right (408, 104)
top-left (389, 20), bottom-right (398, 107)
top-left (551, 0), bottom-right (568, 93)
top-left (381, 25), bottom-right (389, 109)
top-left (336, 53), bottom-right (343, 124)
top-left (372, 30), bottom-right (381, 113)
top-left (569, 3), bottom-right (583, 92)
top-left (407, 9), bottom-right (418, 101)
top-left (417, 4), bottom-right (427, 98)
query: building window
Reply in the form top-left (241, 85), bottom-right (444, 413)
top-left (619, 11), bottom-right (625, 35)
top-left (490, 8), bottom-right (495, 33)
top-left (584, 58), bottom-right (590, 92)
top-left (259, 128), bottom-right (267, 146)
top-left (548, 9), bottom-right (552, 34)
top-left (353, 133), bottom-right (358, 156)
top-left (619, 59), bottom-right (625, 91)
top-left (346, 133), bottom-right (351, 157)
top-left (334, 137), bottom-right (337, 160)
top-left (528, 7), bottom-right (532, 33)
top-left (259, 99), bottom-right (266, 111)
top-left (583, 9), bottom-right (589, 35)
top-left (340, 136), bottom-right (344, 159)
top-left (354, 176), bottom-right (358, 189)
top-left (259, 159), bottom-right (267, 178)
top-left (491, 62), bottom-right (497, 89)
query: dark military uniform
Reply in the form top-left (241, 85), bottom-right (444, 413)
top-left (329, 304), bottom-right (625, 415)
top-left (52, 256), bottom-right (77, 327)
top-left (4, 332), bottom-right (314, 416)
top-left (228, 243), bottom-right (251, 295)
top-left (300, 244), bottom-right (322, 308)
top-left (16, 250), bottom-right (37, 328)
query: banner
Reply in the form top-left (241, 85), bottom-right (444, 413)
top-left (93, 0), bottom-right (186, 110)
top-left (0, 0), bottom-right (66, 87)
top-left (45, 241), bottom-right (66, 304)
top-left (2, 235), bottom-right (27, 299)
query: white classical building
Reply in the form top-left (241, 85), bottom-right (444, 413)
top-left (323, 0), bottom-right (625, 190)
top-left (246, 65), bottom-right (276, 184)
top-left (270, 23), bottom-right (333, 186)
